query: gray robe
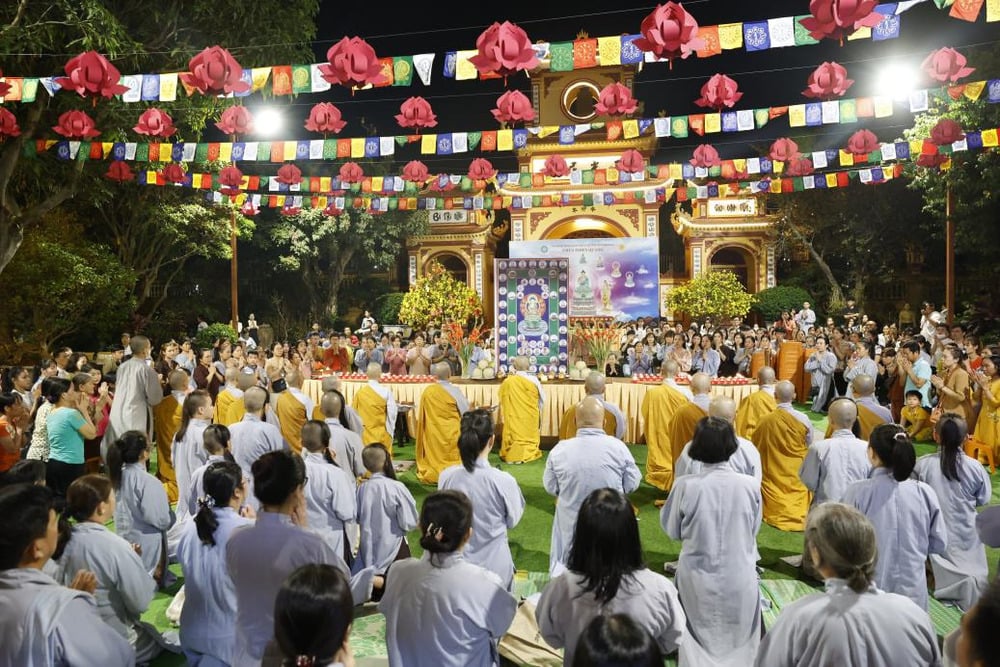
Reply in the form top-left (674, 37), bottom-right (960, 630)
top-left (804, 350), bottom-right (838, 412)
top-left (104, 357), bottom-right (163, 459)
top-left (184, 454), bottom-right (228, 517)
top-left (229, 414), bottom-right (287, 509)
top-left (914, 452), bottom-right (991, 610)
top-left (754, 579), bottom-right (940, 667)
top-left (356, 473), bottom-right (419, 574)
top-left (661, 464), bottom-right (762, 667)
top-left (843, 468), bottom-right (947, 609)
top-left (171, 418), bottom-right (211, 523)
top-left (379, 552), bottom-right (517, 667)
top-left (114, 462), bottom-right (174, 574)
top-left (536, 568), bottom-right (685, 665)
top-left (844, 356), bottom-right (879, 397)
top-left (325, 417), bottom-right (366, 478)
top-left (543, 428), bottom-right (641, 574)
top-left (438, 457), bottom-right (525, 589)
top-left (0, 568), bottom-right (134, 667)
top-left (855, 395), bottom-right (894, 424)
top-left (303, 451), bottom-right (357, 559)
top-left (676, 435), bottom-right (762, 485)
top-left (799, 429), bottom-right (872, 506)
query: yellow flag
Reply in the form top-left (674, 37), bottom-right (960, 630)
top-left (537, 126), bottom-right (559, 138)
top-left (826, 174), bottom-right (838, 188)
top-left (350, 138), bottom-right (365, 158)
top-left (276, 195), bottom-right (285, 206)
top-left (607, 167), bottom-right (619, 183)
top-left (982, 129), bottom-right (999, 147)
top-left (788, 105), bottom-right (806, 127)
top-left (218, 142), bottom-right (232, 162)
top-left (192, 173), bottom-right (203, 188)
top-left (455, 50), bottom-right (478, 81)
top-left (101, 142), bottom-right (113, 157)
top-left (371, 176), bottom-right (384, 191)
top-left (847, 27), bottom-right (871, 40)
top-left (147, 170), bottom-right (158, 183)
top-left (909, 140), bottom-right (924, 156)
top-left (733, 159), bottom-right (746, 173)
top-left (704, 113), bottom-right (721, 134)
top-left (320, 177), bottom-right (331, 191)
top-left (770, 179), bottom-right (782, 193)
top-left (159, 73), bottom-right (178, 101)
top-left (251, 68), bottom-right (271, 92)
top-left (668, 164), bottom-right (683, 180)
top-left (773, 160), bottom-right (785, 174)
top-left (718, 23), bottom-right (744, 49)
top-left (598, 37), bottom-right (621, 65)
top-left (623, 119), bottom-right (639, 139)
top-left (987, 0), bottom-right (1000, 21)
top-left (421, 134), bottom-right (436, 154)
top-left (281, 142), bottom-right (295, 161)
top-left (497, 129), bottom-right (513, 151)
top-left (964, 81), bottom-right (986, 101)
top-left (839, 150), bottom-right (855, 166)
top-left (873, 97), bottom-right (893, 118)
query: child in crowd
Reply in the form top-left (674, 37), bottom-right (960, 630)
top-left (900, 390), bottom-right (933, 441)
top-left (356, 444), bottom-right (418, 576)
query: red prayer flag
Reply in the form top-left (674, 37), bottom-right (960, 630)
top-left (837, 172), bottom-right (850, 187)
top-left (481, 131), bottom-right (497, 151)
top-left (272, 66), bottom-right (293, 96)
top-left (270, 142), bottom-right (284, 162)
top-left (696, 26), bottom-right (722, 57)
top-left (950, 0), bottom-right (984, 21)
top-left (206, 143), bottom-right (220, 161)
top-left (688, 114), bottom-right (705, 136)
top-left (606, 120), bottom-right (623, 141)
top-left (336, 139), bottom-right (351, 157)
top-left (855, 98), bottom-right (875, 117)
top-left (573, 39), bottom-right (598, 68)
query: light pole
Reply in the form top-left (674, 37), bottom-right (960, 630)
top-left (230, 206), bottom-right (239, 330)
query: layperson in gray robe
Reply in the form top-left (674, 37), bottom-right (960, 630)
top-left (103, 336), bottom-right (163, 460)
top-left (913, 417), bottom-right (992, 611)
top-left (356, 468), bottom-right (419, 575)
top-left (804, 336), bottom-right (838, 412)
top-left (843, 341), bottom-right (879, 398)
top-left (799, 399), bottom-right (872, 507)
top-left (171, 414), bottom-right (211, 524)
top-left (320, 390), bottom-right (366, 478)
top-left (675, 396), bottom-right (761, 485)
top-left (661, 417), bottom-right (763, 667)
top-left (115, 461), bottom-right (174, 575)
top-left (301, 421), bottom-right (357, 561)
top-left (755, 503), bottom-right (940, 667)
top-left (543, 397), bottom-right (641, 575)
top-left (185, 453), bottom-right (228, 516)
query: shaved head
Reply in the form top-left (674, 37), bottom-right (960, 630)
top-left (366, 362), bottom-right (382, 380)
top-left (237, 371), bottom-right (257, 392)
top-left (224, 367), bottom-right (240, 384)
top-left (243, 386), bottom-right (267, 414)
top-left (431, 362), bottom-right (452, 380)
top-left (167, 369), bottom-right (189, 391)
top-left (708, 396), bottom-right (737, 424)
top-left (757, 366), bottom-right (776, 386)
top-left (320, 376), bottom-right (342, 393)
top-left (661, 360), bottom-right (679, 378)
top-left (584, 371), bottom-right (606, 396)
top-left (829, 398), bottom-right (858, 430)
top-left (321, 391), bottom-right (343, 419)
top-left (576, 395), bottom-right (606, 429)
top-left (851, 374), bottom-right (875, 398)
top-left (775, 381), bottom-right (796, 403)
top-left (512, 356), bottom-right (529, 371)
top-left (286, 369), bottom-right (303, 388)
top-left (690, 372), bottom-right (712, 395)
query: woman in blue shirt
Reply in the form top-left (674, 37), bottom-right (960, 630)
top-left (44, 377), bottom-right (96, 500)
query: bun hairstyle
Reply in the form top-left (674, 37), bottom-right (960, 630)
top-left (458, 409), bottom-right (494, 472)
top-left (195, 461), bottom-right (244, 546)
top-left (572, 613), bottom-right (664, 667)
top-left (419, 490), bottom-right (473, 555)
top-left (805, 503), bottom-right (878, 594)
top-left (274, 564), bottom-right (353, 667)
top-left (107, 431), bottom-right (150, 490)
top-left (252, 450), bottom-right (306, 507)
top-left (934, 415), bottom-right (967, 483)
top-left (65, 474), bottom-right (113, 523)
top-left (868, 424), bottom-right (917, 481)
top-left (44, 377), bottom-right (72, 405)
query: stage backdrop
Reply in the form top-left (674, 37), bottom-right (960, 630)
top-left (494, 258), bottom-right (570, 375)
top-left (511, 238), bottom-right (660, 320)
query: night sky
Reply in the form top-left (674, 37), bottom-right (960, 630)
top-left (256, 1), bottom-right (1000, 175)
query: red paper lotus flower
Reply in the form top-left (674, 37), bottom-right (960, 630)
top-left (319, 37), bottom-right (384, 88)
top-left (0, 70), bottom-right (9, 99)
top-left (216, 106), bottom-right (254, 135)
top-left (799, 0), bottom-right (884, 42)
top-left (241, 200), bottom-right (259, 216)
top-left (280, 205), bottom-right (302, 216)
top-left (694, 74), bottom-right (742, 111)
top-left (218, 165), bottom-right (244, 194)
top-left (0, 108), bottom-right (21, 139)
top-left (916, 152), bottom-right (947, 169)
top-left (785, 157), bottom-right (815, 177)
top-left (304, 103), bottom-right (347, 134)
top-left (133, 108), bottom-right (176, 137)
top-left (339, 162), bottom-right (364, 184)
top-left (690, 144), bottom-right (721, 168)
top-left (161, 163), bottom-right (187, 184)
top-left (180, 46), bottom-right (250, 96)
top-left (468, 158), bottom-right (496, 181)
top-left (395, 97), bottom-right (437, 129)
top-left (922, 47), bottom-right (975, 84)
top-left (846, 129), bottom-right (879, 157)
top-left (802, 62), bottom-right (854, 100)
top-left (769, 138), bottom-right (800, 163)
top-left (323, 201), bottom-right (343, 216)
top-left (930, 118), bottom-right (963, 146)
top-left (52, 110), bottom-right (99, 138)
top-left (468, 22), bottom-right (539, 78)
top-left (402, 160), bottom-right (430, 182)
top-left (617, 149), bottom-right (645, 174)
top-left (105, 161), bottom-right (133, 182)
top-left (492, 90), bottom-right (535, 124)
top-left (633, 2), bottom-right (704, 62)
top-left (542, 155), bottom-right (570, 177)
top-left (595, 82), bottom-right (638, 116)
top-left (276, 163), bottom-right (303, 185)
top-left (54, 51), bottom-right (128, 98)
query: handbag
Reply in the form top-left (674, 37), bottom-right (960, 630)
top-left (270, 377), bottom-right (287, 393)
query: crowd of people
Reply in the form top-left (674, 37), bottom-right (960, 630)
top-left (0, 298), bottom-right (998, 667)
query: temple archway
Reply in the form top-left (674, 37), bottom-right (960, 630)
top-left (428, 251), bottom-right (469, 285)
top-left (544, 216), bottom-right (628, 240)
top-left (709, 245), bottom-right (756, 292)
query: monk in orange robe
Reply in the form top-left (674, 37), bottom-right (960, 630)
top-left (275, 370), bottom-right (314, 454)
top-left (558, 372), bottom-right (625, 441)
top-left (213, 367), bottom-right (243, 427)
top-left (668, 373), bottom-right (712, 463)
top-left (641, 360), bottom-right (691, 493)
top-left (152, 369), bottom-right (187, 503)
top-left (415, 362), bottom-right (469, 483)
top-left (352, 362), bottom-right (397, 453)
top-left (753, 381), bottom-right (813, 531)
top-left (735, 366), bottom-right (778, 441)
top-left (498, 356), bottom-right (544, 464)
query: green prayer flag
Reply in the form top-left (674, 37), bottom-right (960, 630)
top-left (256, 142), bottom-right (270, 161)
top-left (532, 196), bottom-right (542, 207)
top-left (21, 140), bottom-right (35, 158)
top-left (583, 193), bottom-right (593, 207)
top-left (392, 56), bottom-right (414, 86)
top-left (839, 99), bottom-right (858, 124)
top-left (388, 198), bottom-right (398, 209)
top-left (794, 16), bottom-right (820, 45)
top-left (754, 108), bottom-right (770, 128)
top-left (195, 143), bottom-right (209, 162)
top-left (460, 176), bottom-right (473, 191)
top-left (670, 116), bottom-right (688, 138)
top-left (394, 135), bottom-right (407, 147)
top-left (549, 42), bottom-right (574, 72)
top-left (467, 132), bottom-right (481, 150)
top-left (323, 139), bottom-right (338, 159)
top-left (291, 65), bottom-right (311, 94)
top-left (21, 78), bottom-right (38, 103)
top-left (135, 143), bottom-right (149, 161)
top-left (709, 166), bottom-right (721, 178)
top-left (793, 177), bottom-right (804, 190)
top-left (582, 170), bottom-right (595, 184)
top-left (484, 197), bottom-right (493, 209)
top-left (519, 173), bottom-right (531, 187)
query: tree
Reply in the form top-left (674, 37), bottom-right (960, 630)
top-left (0, 0), bottom-right (319, 274)
top-left (0, 212), bottom-right (136, 353)
top-left (665, 270), bottom-right (753, 326)
top-left (752, 285), bottom-right (815, 322)
top-left (266, 207), bottom-right (428, 321)
top-left (399, 261), bottom-right (483, 332)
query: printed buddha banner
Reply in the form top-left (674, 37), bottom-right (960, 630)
top-left (511, 238), bottom-right (660, 320)
top-left (494, 258), bottom-right (571, 375)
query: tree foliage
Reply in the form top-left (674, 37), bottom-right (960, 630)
top-left (399, 261), bottom-right (483, 332)
top-left (375, 292), bottom-right (407, 325)
top-left (665, 270), bottom-right (753, 326)
top-left (194, 323), bottom-right (238, 349)
top-left (752, 285), bottom-right (815, 322)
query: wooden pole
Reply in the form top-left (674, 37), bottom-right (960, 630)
top-left (945, 185), bottom-right (954, 327)
top-left (230, 208), bottom-right (239, 330)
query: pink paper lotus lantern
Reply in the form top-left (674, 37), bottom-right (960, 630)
top-left (53, 110), bottom-right (100, 138)
top-left (633, 2), bottom-right (704, 64)
top-left (690, 144), bottom-right (721, 169)
top-left (105, 161), bottom-right (133, 182)
top-left (468, 158), bottom-right (496, 181)
top-left (180, 46), bottom-right (250, 96)
top-left (305, 103), bottom-right (346, 134)
top-left (339, 162), bottom-right (364, 184)
top-left (922, 47), bottom-right (975, 84)
top-left (785, 158), bottom-right (815, 177)
top-left (55, 51), bottom-right (128, 98)
top-left (617, 149), bottom-right (645, 174)
top-left (319, 37), bottom-right (384, 88)
top-left (595, 82), bottom-right (638, 116)
top-left (799, 0), bottom-right (884, 42)
top-left (492, 90), bottom-right (535, 124)
top-left (930, 118), bottom-right (963, 146)
top-left (218, 165), bottom-right (244, 195)
top-left (133, 108), bottom-right (176, 137)
top-left (468, 22), bottom-right (539, 78)
top-left (402, 160), bottom-right (430, 183)
top-left (769, 138), bottom-right (800, 163)
top-left (216, 106), bottom-right (253, 135)
top-left (395, 97), bottom-right (437, 129)
top-left (0, 108), bottom-right (21, 139)
top-left (802, 62), bottom-right (854, 100)
top-left (541, 155), bottom-right (570, 178)
top-left (916, 152), bottom-right (947, 169)
top-left (161, 163), bottom-right (187, 184)
top-left (276, 163), bottom-right (303, 186)
top-left (695, 74), bottom-right (742, 111)
top-left (846, 129), bottom-right (879, 157)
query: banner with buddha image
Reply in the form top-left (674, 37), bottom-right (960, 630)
top-left (494, 258), bottom-right (571, 375)
top-left (511, 238), bottom-right (660, 320)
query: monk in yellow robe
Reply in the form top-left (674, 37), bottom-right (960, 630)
top-left (415, 362), bottom-right (469, 484)
top-left (498, 356), bottom-right (544, 464)
top-left (275, 370), bottom-right (314, 454)
top-left (735, 366), bottom-right (778, 441)
top-left (214, 367), bottom-right (243, 427)
top-left (225, 371), bottom-right (258, 426)
top-left (311, 376), bottom-right (365, 437)
top-left (559, 372), bottom-right (625, 441)
top-left (851, 375), bottom-right (893, 440)
top-left (641, 360), bottom-right (691, 492)
top-left (352, 362), bottom-right (397, 453)
top-left (753, 381), bottom-right (813, 531)
top-left (668, 373), bottom-right (712, 463)
top-left (152, 370), bottom-right (187, 503)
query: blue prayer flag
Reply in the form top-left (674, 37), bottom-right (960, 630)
top-left (743, 22), bottom-right (771, 52)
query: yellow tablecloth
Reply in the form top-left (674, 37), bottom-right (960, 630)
top-left (303, 379), bottom-right (758, 443)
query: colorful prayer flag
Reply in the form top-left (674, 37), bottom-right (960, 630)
top-left (743, 22), bottom-right (771, 51)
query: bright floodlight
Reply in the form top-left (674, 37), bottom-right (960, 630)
top-left (878, 63), bottom-right (918, 101)
top-left (255, 108), bottom-right (284, 137)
